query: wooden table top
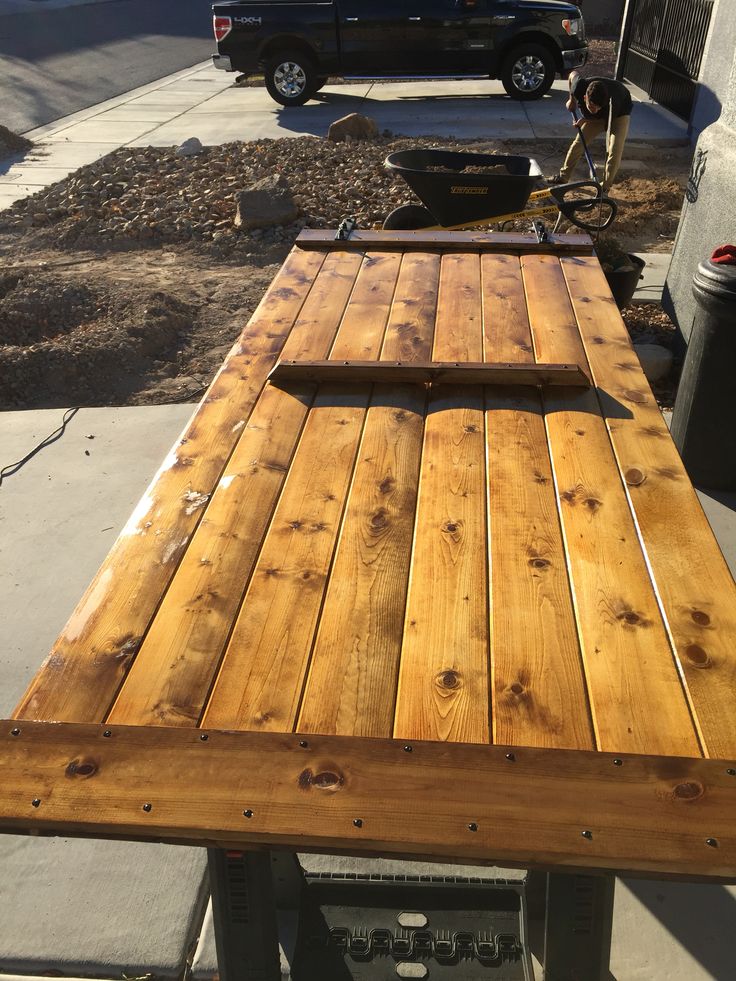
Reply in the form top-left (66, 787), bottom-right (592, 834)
top-left (3, 230), bottom-right (736, 879)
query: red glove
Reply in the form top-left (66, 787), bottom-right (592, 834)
top-left (711, 245), bottom-right (736, 265)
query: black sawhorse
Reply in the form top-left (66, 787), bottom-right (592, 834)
top-left (208, 849), bottom-right (615, 980)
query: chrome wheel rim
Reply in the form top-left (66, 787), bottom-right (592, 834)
top-left (511, 55), bottom-right (546, 92)
top-left (274, 61), bottom-right (307, 98)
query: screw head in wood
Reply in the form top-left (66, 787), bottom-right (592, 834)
top-left (243, 809), bottom-right (254, 818)
top-left (31, 799), bottom-right (41, 808)
top-left (403, 745), bottom-right (412, 752)
top-left (142, 803), bottom-right (152, 813)
top-left (103, 730), bottom-right (112, 737)
top-left (706, 838), bottom-right (718, 848)
top-left (468, 822), bottom-right (478, 832)
top-left (505, 752), bottom-right (515, 762)
top-left (727, 768), bottom-right (736, 776)
top-left (10, 728), bottom-right (20, 736)
top-left (200, 734), bottom-right (209, 741)
top-left (353, 818), bottom-right (363, 828)
top-left (581, 830), bottom-right (593, 839)
top-left (613, 758), bottom-right (623, 766)
top-left (299, 740), bottom-right (309, 748)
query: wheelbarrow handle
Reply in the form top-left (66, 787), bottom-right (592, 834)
top-left (570, 109), bottom-right (600, 186)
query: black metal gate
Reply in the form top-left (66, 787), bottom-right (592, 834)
top-left (621, 0), bottom-right (714, 121)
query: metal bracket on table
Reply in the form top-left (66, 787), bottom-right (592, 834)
top-left (532, 219), bottom-right (550, 245)
top-left (335, 216), bottom-right (358, 240)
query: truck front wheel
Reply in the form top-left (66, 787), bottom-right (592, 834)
top-left (501, 43), bottom-right (556, 100)
top-left (265, 51), bottom-right (317, 107)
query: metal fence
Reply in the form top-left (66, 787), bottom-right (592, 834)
top-left (621, 0), bottom-right (715, 120)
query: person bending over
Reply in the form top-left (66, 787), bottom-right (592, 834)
top-left (551, 72), bottom-right (632, 193)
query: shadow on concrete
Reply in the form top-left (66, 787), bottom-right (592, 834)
top-left (623, 878), bottom-right (736, 980)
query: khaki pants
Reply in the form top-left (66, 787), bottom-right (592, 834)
top-left (559, 114), bottom-right (631, 192)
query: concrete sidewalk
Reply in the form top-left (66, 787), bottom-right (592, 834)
top-left (0, 59), bottom-right (689, 210)
top-left (1, 402), bottom-right (734, 978)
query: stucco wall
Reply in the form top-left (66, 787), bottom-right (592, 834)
top-left (663, 0), bottom-right (736, 339)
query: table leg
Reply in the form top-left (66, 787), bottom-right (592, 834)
top-left (543, 872), bottom-right (615, 981)
top-left (208, 848), bottom-right (303, 981)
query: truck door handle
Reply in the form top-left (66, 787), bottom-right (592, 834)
top-left (408, 16), bottom-right (422, 20)
top-left (345, 16), bottom-right (358, 21)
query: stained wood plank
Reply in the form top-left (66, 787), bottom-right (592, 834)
top-left (562, 255), bottom-right (736, 760)
top-left (330, 252), bottom-right (402, 360)
top-left (13, 247), bottom-right (327, 725)
top-left (523, 255), bottom-right (701, 757)
top-left (382, 253), bottom-right (440, 362)
top-left (297, 387), bottom-right (426, 737)
top-left (270, 361), bottom-right (590, 387)
top-left (481, 254), bottom-right (534, 362)
top-left (202, 385), bottom-right (369, 732)
top-left (432, 253), bottom-right (483, 363)
top-left (485, 388), bottom-right (595, 750)
top-left (107, 383), bottom-right (314, 726)
top-left (298, 230), bottom-right (595, 254)
top-left (2, 722), bottom-right (735, 879)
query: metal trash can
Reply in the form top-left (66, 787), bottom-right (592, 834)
top-left (671, 253), bottom-right (736, 490)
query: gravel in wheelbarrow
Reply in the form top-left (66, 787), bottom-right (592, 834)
top-left (384, 148), bottom-right (543, 227)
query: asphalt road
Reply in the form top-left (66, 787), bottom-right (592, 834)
top-left (0, 0), bottom-right (214, 133)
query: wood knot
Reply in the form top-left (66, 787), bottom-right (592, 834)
top-left (623, 389), bottom-right (647, 404)
top-left (65, 757), bottom-right (98, 779)
top-left (625, 468), bottom-right (646, 486)
top-left (533, 471), bottom-right (548, 484)
top-left (369, 508), bottom-right (389, 531)
top-left (442, 521), bottom-right (461, 535)
top-left (436, 670), bottom-right (461, 690)
top-left (618, 611), bottom-right (642, 626)
top-left (685, 644), bottom-right (711, 668)
top-left (378, 476), bottom-right (396, 495)
top-left (528, 557), bottom-right (550, 570)
top-left (672, 781), bottom-right (704, 802)
top-left (463, 424), bottom-right (479, 434)
top-left (583, 497), bottom-right (602, 513)
top-left (691, 610), bottom-right (711, 626)
top-left (509, 682), bottom-right (525, 696)
top-left (298, 769), bottom-right (344, 792)
top-left (393, 410), bottom-right (408, 423)
top-left (288, 520), bottom-right (302, 531)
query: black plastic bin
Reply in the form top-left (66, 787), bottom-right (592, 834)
top-left (671, 257), bottom-right (736, 490)
top-left (384, 149), bottom-right (542, 227)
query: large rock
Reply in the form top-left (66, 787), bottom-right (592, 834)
top-left (175, 137), bottom-right (203, 157)
top-left (234, 173), bottom-right (298, 231)
top-left (327, 113), bottom-right (379, 143)
top-left (634, 342), bottom-right (674, 384)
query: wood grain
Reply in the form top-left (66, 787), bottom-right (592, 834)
top-left (394, 253), bottom-right (488, 743)
top-left (297, 386), bottom-right (426, 737)
top-left (562, 255), bottom-right (736, 759)
top-left (1, 721), bottom-right (734, 879)
top-left (381, 252), bottom-right (440, 362)
top-left (481, 254), bottom-right (534, 363)
top-left (13, 247), bottom-right (327, 725)
top-left (330, 252), bottom-right (402, 360)
top-left (524, 255), bottom-right (701, 757)
top-left (201, 385), bottom-right (369, 732)
top-left (485, 387), bottom-right (595, 750)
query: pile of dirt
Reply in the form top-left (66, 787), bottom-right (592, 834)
top-left (0, 124), bottom-right (32, 159)
top-left (0, 263), bottom-right (255, 408)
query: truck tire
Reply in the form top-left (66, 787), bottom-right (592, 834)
top-left (264, 51), bottom-right (317, 107)
top-left (501, 43), bottom-right (555, 100)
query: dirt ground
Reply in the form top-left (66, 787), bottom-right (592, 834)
top-left (0, 127), bottom-right (689, 411)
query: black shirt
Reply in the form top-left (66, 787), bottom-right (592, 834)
top-left (571, 73), bottom-right (633, 120)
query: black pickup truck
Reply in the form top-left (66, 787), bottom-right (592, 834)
top-left (211, 1), bottom-right (587, 107)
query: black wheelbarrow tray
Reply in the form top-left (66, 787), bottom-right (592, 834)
top-left (384, 148), bottom-right (543, 227)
